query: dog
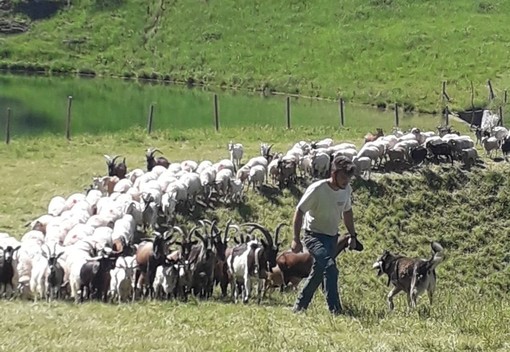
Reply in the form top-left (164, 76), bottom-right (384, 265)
top-left (372, 242), bottom-right (444, 311)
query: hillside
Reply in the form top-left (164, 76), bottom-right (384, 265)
top-left (2, 0), bottom-right (510, 113)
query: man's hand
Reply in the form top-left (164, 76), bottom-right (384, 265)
top-left (291, 238), bottom-right (303, 253)
top-left (348, 233), bottom-right (357, 250)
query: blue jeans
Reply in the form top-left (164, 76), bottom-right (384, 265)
top-left (293, 232), bottom-right (342, 314)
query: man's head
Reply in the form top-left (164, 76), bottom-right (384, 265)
top-left (331, 155), bottom-right (356, 189)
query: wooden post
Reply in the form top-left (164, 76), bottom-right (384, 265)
top-left (339, 98), bottom-right (345, 127)
top-left (499, 106), bottom-right (503, 126)
top-left (470, 80), bottom-right (475, 126)
top-left (487, 79), bottom-right (495, 101)
top-left (442, 81), bottom-right (446, 101)
top-left (505, 89), bottom-right (508, 104)
top-left (445, 105), bottom-right (449, 126)
top-left (147, 104), bottom-right (155, 134)
top-left (5, 107), bottom-right (11, 144)
top-left (394, 103), bottom-right (399, 127)
top-left (66, 96), bottom-right (72, 140)
top-left (213, 94), bottom-right (219, 131)
top-left (286, 96), bottom-right (291, 129)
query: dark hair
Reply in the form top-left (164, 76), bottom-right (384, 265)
top-left (331, 155), bottom-right (356, 176)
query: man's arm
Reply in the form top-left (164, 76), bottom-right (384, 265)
top-left (343, 209), bottom-right (356, 236)
top-left (291, 208), bottom-right (304, 252)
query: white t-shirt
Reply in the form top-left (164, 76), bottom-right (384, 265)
top-left (296, 179), bottom-right (352, 236)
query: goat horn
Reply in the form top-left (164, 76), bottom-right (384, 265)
top-left (274, 223), bottom-right (287, 245)
top-left (145, 148), bottom-right (153, 157)
top-left (111, 155), bottom-right (121, 164)
top-left (53, 243), bottom-right (57, 257)
top-left (172, 226), bottom-right (186, 238)
top-left (192, 228), bottom-right (207, 247)
top-left (139, 238), bottom-right (154, 242)
top-left (243, 222), bottom-right (273, 247)
top-left (103, 154), bottom-right (112, 162)
top-left (223, 219), bottom-right (233, 243)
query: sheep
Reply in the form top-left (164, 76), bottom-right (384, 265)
top-left (199, 167), bottom-right (216, 200)
top-left (213, 159), bottom-right (235, 174)
top-left (409, 145), bottom-right (428, 165)
top-left (235, 165), bottom-right (251, 185)
top-left (331, 148), bottom-right (357, 161)
top-left (228, 141), bottom-right (244, 170)
top-left (146, 148), bottom-right (170, 171)
top-left (311, 138), bottom-right (334, 149)
top-left (48, 196), bottom-right (66, 217)
top-left (248, 165), bottom-right (266, 191)
top-left (215, 168), bottom-right (234, 198)
top-left (104, 155), bottom-right (127, 179)
top-left (196, 160), bottom-right (213, 174)
top-left (310, 151), bottom-right (330, 179)
top-left (228, 178), bottom-right (245, 203)
top-left (126, 168), bottom-right (145, 184)
top-left (500, 137), bottom-right (510, 161)
top-left (353, 156), bottom-right (371, 179)
top-left (113, 179), bottom-right (133, 194)
top-left (482, 136), bottom-right (499, 158)
top-left (268, 157), bottom-right (282, 183)
top-left (461, 148), bottom-right (478, 168)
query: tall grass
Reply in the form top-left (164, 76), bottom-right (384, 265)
top-left (0, 126), bottom-right (508, 351)
top-left (2, 0), bottom-right (510, 112)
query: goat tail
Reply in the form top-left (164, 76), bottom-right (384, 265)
top-left (429, 242), bottom-right (444, 270)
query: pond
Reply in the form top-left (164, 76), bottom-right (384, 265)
top-left (0, 74), bottom-right (448, 137)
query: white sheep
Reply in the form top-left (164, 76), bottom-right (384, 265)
top-left (353, 156), bottom-right (372, 180)
top-left (482, 136), bottom-right (499, 158)
top-left (248, 165), bottom-right (266, 190)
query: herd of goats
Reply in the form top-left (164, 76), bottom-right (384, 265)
top-left (0, 121), bottom-right (508, 305)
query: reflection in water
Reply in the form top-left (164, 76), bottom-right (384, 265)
top-left (0, 74), bottom-right (447, 137)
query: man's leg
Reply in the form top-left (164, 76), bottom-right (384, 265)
top-left (323, 235), bottom-right (343, 314)
top-left (293, 235), bottom-right (329, 312)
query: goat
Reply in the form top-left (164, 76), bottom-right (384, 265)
top-left (277, 158), bottom-right (297, 189)
top-left (109, 256), bottom-right (137, 303)
top-left (79, 248), bottom-right (118, 302)
top-left (228, 141), bottom-right (244, 171)
top-left (410, 145), bottom-right (427, 165)
top-left (146, 148), bottom-right (170, 171)
top-left (0, 245), bottom-right (21, 298)
top-left (104, 155), bottom-right (127, 179)
top-left (227, 222), bottom-right (283, 304)
top-left (133, 230), bottom-right (175, 300)
top-left (152, 258), bottom-right (179, 300)
top-left (276, 234), bottom-right (363, 288)
top-left (38, 243), bottom-right (65, 302)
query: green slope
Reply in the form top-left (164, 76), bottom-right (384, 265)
top-left (2, 0), bottom-right (510, 112)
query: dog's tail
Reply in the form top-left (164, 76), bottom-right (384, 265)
top-left (428, 241), bottom-right (444, 270)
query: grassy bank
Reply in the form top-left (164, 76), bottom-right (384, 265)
top-left (0, 126), bottom-right (509, 351)
top-left (2, 0), bottom-right (510, 113)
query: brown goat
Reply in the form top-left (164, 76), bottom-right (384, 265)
top-left (146, 148), bottom-right (170, 171)
top-left (364, 128), bottom-right (384, 144)
top-left (276, 234), bottom-right (363, 288)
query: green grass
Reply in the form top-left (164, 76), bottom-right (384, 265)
top-left (2, 0), bottom-right (510, 113)
top-left (0, 126), bottom-right (509, 351)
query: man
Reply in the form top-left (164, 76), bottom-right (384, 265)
top-left (291, 155), bottom-right (360, 315)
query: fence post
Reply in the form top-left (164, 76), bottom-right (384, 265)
top-left (487, 79), bottom-right (495, 101)
top-left (394, 103), bottom-right (399, 127)
top-left (147, 103), bottom-right (155, 134)
top-left (499, 106), bottom-right (504, 126)
top-left (5, 107), bottom-right (11, 144)
top-left (66, 96), bottom-right (72, 140)
top-left (339, 98), bottom-right (345, 127)
top-left (286, 96), bottom-right (291, 129)
top-left (213, 94), bottom-right (219, 131)
top-left (470, 80), bottom-right (475, 126)
top-left (445, 105), bottom-right (449, 126)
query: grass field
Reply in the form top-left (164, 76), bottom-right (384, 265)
top-left (2, 0), bottom-right (510, 112)
top-left (0, 126), bottom-right (509, 351)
